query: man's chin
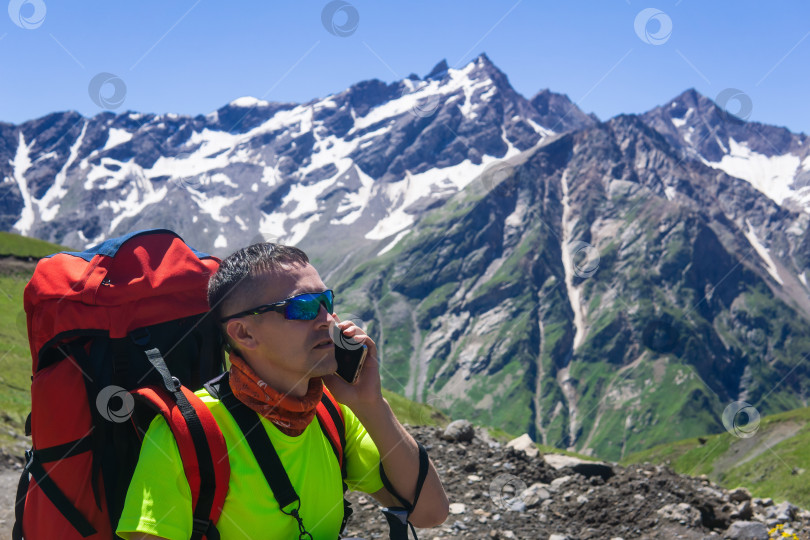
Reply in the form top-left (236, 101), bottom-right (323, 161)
top-left (310, 350), bottom-right (337, 376)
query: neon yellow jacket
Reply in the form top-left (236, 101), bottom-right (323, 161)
top-left (116, 389), bottom-right (383, 540)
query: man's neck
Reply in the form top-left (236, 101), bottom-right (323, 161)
top-left (242, 357), bottom-right (310, 398)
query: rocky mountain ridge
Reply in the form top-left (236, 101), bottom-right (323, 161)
top-left (0, 54), bottom-right (593, 271)
top-left (330, 102), bottom-right (810, 459)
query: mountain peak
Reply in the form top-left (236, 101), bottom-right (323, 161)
top-left (228, 96), bottom-right (271, 108)
top-left (473, 52), bottom-right (495, 68)
top-left (425, 59), bottom-right (449, 80)
top-left (664, 88), bottom-right (710, 111)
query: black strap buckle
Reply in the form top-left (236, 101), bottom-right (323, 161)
top-left (381, 508), bottom-right (413, 540)
top-left (23, 449), bottom-right (34, 471)
top-left (284, 505), bottom-right (313, 540)
top-left (130, 327), bottom-right (151, 346)
top-left (382, 507), bottom-right (408, 525)
top-left (192, 517), bottom-right (210, 535)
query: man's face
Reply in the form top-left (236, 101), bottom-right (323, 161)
top-left (229, 262), bottom-right (337, 391)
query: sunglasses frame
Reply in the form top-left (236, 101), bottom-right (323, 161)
top-left (219, 289), bottom-right (334, 323)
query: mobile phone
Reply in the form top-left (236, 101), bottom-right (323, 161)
top-left (335, 340), bottom-right (368, 385)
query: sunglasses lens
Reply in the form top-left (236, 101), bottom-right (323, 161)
top-left (285, 291), bottom-right (334, 320)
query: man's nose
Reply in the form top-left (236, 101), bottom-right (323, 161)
top-left (316, 302), bottom-right (333, 324)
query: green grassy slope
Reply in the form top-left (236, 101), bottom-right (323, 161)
top-left (0, 263), bottom-right (36, 452)
top-left (621, 406), bottom-right (810, 508)
top-left (0, 231), bottom-right (68, 258)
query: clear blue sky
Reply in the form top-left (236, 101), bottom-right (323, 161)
top-left (1, 1), bottom-right (808, 134)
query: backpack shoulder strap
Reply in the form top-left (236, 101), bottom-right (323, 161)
top-left (316, 388), bottom-right (354, 534)
top-left (215, 373), bottom-right (314, 538)
top-left (133, 385), bottom-right (229, 540)
top-left (316, 388), bottom-right (346, 475)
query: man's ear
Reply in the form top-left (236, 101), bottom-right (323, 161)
top-left (225, 319), bottom-right (260, 351)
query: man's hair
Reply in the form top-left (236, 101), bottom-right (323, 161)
top-left (208, 242), bottom-right (310, 324)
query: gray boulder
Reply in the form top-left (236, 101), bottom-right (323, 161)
top-left (656, 502), bottom-right (702, 527)
top-left (505, 433), bottom-right (538, 457)
top-left (772, 501), bottom-right (797, 523)
top-left (724, 521), bottom-right (769, 540)
top-left (543, 454), bottom-right (615, 481)
top-left (520, 483), bottom-right (552, 508)
top-left (440, 419), bottom-right (474, 442)
top-left (728, 487), bottom-right (752, 502)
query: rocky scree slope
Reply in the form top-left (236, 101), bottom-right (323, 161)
top-left (343, 423), bottom-right (810, 540)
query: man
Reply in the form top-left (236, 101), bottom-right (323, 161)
top-left (116, 242), bottom-right (449, 539)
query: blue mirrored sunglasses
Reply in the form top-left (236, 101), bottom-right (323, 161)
top-left (220, 290), bottom-right (334, 323)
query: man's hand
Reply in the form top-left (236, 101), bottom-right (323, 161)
top-left (322, 314), bottom-right (449, 529)
top-left (322, 313), bottom-right (384, 410)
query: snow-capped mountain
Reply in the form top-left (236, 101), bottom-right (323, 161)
top-left (0, 54), bottom-right (593, 272)
top-left (642, 88), bottom-right (810, 213)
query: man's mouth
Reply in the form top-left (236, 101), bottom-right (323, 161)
top-left (314, 338), bottom-right (334, 349)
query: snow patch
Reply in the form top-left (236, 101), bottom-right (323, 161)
top-left (377, 229), bottom-right (411, 256)
top-left (258, 213), bottom-right (287, 241)
top-left (11, 133), bottom-right (35, 235)
top-left (229, 96), bottom-right (270, 108)
top-left (40, 122), bottom-right (87, 221)
top-left (683, 126), bottom-right (695, 145)
top-left (209, 172), bottom-right (238, 188)
top-left (670, 107), bottom-right (692, 129)
top-left (189, 191), bottom-right (242, 223)
top-left (287, 213), bottom-right (320, 246)
top-left (330, 165), bottom-right (375, 226)
top-left (705, 139), bottom-right (800, 205)
top-left (671, 116), bottom-right (687, 128)
top-left (102, 128), bottom-right (133, 150)
top-left (365, 150), bottom-right (520, 241)
top-left (560, 170), bottom-right (587, 350)
top-left (743, 219), bottom-right (783, 285)
top-left (99, 180), bottom-right (169, 234)
top-left (214, 234), bottom-right (228, 248)
top-left (525, 118), bottom-right (554, 137)
top-left (349, 62), bottom-right (492, 133)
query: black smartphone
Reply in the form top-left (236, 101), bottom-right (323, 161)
top-left (335, 341), bottom-right (368, 385)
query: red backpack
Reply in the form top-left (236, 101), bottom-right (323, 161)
top-left (13, 229), bottom-right (229, 540)
top-left (12, 229), bottom-right (351, 540)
